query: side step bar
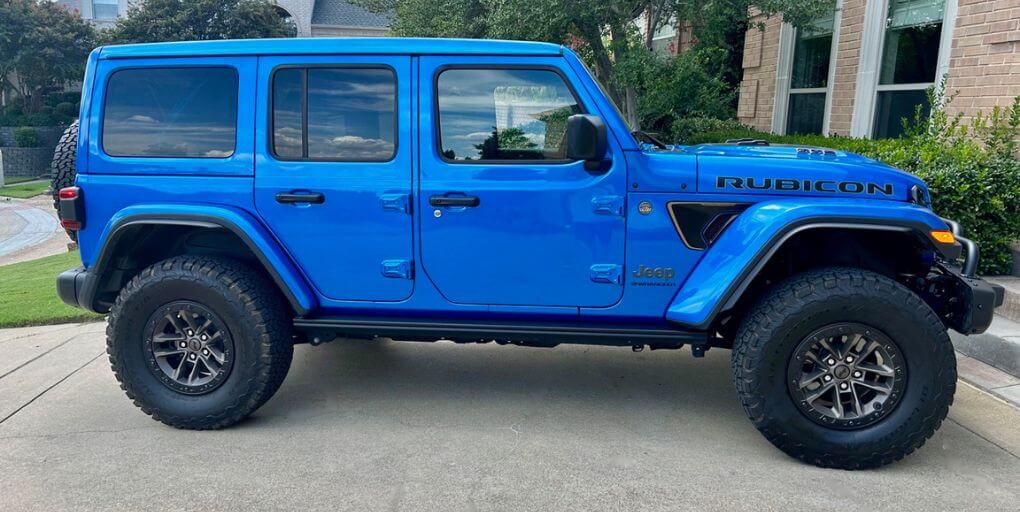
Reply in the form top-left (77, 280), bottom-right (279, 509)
top-left (294, 316), bottom-right (708, 348)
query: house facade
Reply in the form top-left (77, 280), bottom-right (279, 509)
top-left (737, 0), bottom-right (1020, 138)
top-left (56, 0), bottom-right (391, 37)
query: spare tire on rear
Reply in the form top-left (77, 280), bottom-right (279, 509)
top-left (50, 119), bottom-right (79, 242)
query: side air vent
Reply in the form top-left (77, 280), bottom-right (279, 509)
top-left (668, 202), bottom-right (750, 250)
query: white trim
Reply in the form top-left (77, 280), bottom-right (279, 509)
top-left (853, 0), bottom-right (957, 138)
top-left (876, 82), bottom-right (934, 91)
top-left (771, 23), bottom-right (796, 134)
top-left (935, 0), bottom-right (959, 99)
top-left (772, 1), bottom-right (842, 135)
top-left (821, 0), bottom-right (843, 135)
top-left (791, 87), bottom-right (829, 94)
top-left (850, 0), bottom-right (889, 137)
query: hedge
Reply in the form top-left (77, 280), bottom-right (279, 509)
top-left (672, 96), bottom-right (1020, 275)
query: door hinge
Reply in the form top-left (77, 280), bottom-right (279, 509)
top-left (589, 264), bottom-right (622, 284)
top-left (591, 195), bottom-right (624, 216)
top-left (379, 193), bottom-right (410, 214)
top-left (381, 259), bottom-right (413, 279)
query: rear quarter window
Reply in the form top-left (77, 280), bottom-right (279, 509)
top-left (102, 67), bottom-right (238, 158)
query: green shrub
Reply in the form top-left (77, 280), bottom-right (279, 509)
top-left (43, 91), bottom-right (81, 108)
top-left (12, 127), bottom-right (39, 148)
top-left (24, 112), bottom-right (56, 126)
top-left (675, 93), bottom-right (1020, 275)
top-left (54, 102), bottom-right (78, 118)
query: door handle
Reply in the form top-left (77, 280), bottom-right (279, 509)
top-left (276, 192), bottom-right (325, 204)
top-left (429, 195), bottom-right (480, 207)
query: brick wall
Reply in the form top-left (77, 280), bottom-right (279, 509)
top-left (829, 0), bottom-right (866, 135)
top-left (737, 12), bottom-right (783, 132)
top-left (944, 0), bottom-right (1020, 123)
top-left (736, 0), bottom-right (1020, 138)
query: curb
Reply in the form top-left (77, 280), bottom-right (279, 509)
top-left (950, 314), bottom-right (1020, 376)
top-left (986, 276), bottom-right (1019, 323)
top-left (955, 351), bottom-right (1020, 409)
top-left (951, 313), bottom-right (1020, 409)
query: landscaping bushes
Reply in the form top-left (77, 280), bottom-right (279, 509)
top-left (12, 127), bottom-right (39, 147)
top-left (674, 95), bottom-right (1020, 275)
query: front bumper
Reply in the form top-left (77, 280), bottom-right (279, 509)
top-left (927, 218), bottom-right (1005, 334)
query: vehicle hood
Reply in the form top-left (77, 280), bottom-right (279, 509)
top-left (649, 143), bottom-right (929, 204)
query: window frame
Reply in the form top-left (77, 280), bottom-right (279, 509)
top-left (850, 0), bottom-right (957, 138)
top-left (100, 65), bottom-right (240, 159)
top-left (268, 63), bottom-right (399, 163)
top-left (433, 64), bottom-right (589, 165)
top-left (771, 1), bottom-right (842, 136)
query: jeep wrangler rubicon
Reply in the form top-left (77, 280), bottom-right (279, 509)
top-left (56, 38), bottom-right (1004, 469)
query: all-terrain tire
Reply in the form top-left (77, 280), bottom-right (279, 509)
top-left (106, 255), bottom-right (294, 429)
top-left (50, 119), bottom-right (79, 242)
top-left (731, 267), bottom-right (956, 469)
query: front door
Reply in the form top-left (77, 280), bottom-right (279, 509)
top-left (418, 57), bottom-right (627, 307)
top-left (255, 56), bottom-right (413, 301)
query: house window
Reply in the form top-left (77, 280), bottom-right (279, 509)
top-left (873, 0), bottom-right (945, 138)
top-left (786, 13), bottom-right (836, 134)
top-left (92, 0), bottom-right (118, 20)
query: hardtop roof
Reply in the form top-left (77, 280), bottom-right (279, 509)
top-left (98, 37), bottom-right (565, 60)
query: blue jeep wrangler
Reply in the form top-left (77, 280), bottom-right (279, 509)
top-left (56, 38), bottom-right (1003, 469)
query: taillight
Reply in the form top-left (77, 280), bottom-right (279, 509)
top-left (58, 187), bottom-right (84, 231)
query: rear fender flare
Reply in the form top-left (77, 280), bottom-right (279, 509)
top-left (82, 204), bottom-right (316, 314)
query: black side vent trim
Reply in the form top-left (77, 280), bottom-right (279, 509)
top-left (668, 202), bottom-right (750, 250)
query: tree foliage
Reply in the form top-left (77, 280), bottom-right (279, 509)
top-left (107, 0), bottom-right (295, 44)
top-left (355, 0), bottom-right (834, 129)
top-left (0, 0), bottom-right (96, 114)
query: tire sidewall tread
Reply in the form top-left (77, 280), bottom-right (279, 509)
top-left (106, 255), bottom-right (293, 430)
top-left (731, 267), bottom-right (956, 469)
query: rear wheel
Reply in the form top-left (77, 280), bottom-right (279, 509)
top-left (732, 267), bottom-right (955, 469)
top-left (107, 256), bottom-right (293, 429)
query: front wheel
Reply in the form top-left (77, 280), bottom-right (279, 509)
top-left (732, 267), bottom-right (956, 469)
top-left (107, 256), bottom-right (294, 429)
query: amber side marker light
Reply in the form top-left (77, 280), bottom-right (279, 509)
top-left (931, 230), bottom-right (956, 244)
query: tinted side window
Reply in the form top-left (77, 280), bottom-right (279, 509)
top-left (437, 68), bottom-right (582, 161)
top-left (103, 67), bottom-right (238, 158)
top-left (271, 67), bottom-right (396, 161)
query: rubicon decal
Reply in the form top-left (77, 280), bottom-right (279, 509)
top-left (717, 177), bottom-right (894, 196)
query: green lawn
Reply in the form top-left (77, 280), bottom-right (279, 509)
top-left (0, 180), bottom-right (49, 198)
top-left (0, 251), bottom-right (102, 328)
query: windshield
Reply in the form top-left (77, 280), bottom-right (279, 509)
top-left (576, 58), bottom-right (632, 132)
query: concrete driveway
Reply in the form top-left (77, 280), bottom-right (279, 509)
top-left (0, 195), bottom-right (67, 266)
top-left (1, 322), bottom-right (1018, 511)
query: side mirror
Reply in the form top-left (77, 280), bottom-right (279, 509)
top-left (565, 114), bottom-right (607, 169)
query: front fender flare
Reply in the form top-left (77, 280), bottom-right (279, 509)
top-left (81, 204), bottom-right (316, 314)
top-left (665, 199), bottom-right (952, 330)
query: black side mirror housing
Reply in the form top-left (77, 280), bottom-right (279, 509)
top-left (565, 114), bottom-right (607, 169)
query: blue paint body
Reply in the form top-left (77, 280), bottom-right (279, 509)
top-left (70, 38), bottom-right (951, 330)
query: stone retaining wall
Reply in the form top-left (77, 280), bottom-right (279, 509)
top-left (0, 147), bottom-right (52, 181)
top-left (0, 126), bottom-right (65, 148)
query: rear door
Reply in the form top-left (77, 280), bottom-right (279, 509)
top-left (255, 55), bottom-right (413, 301)
top-left (417, 56), bottom-right (627, 307)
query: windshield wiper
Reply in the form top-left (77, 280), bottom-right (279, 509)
top-left (632, 130), bottom-right (669, 149)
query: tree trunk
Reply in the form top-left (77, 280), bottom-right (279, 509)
top-left (608, 23), bottom-right (640, 130)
